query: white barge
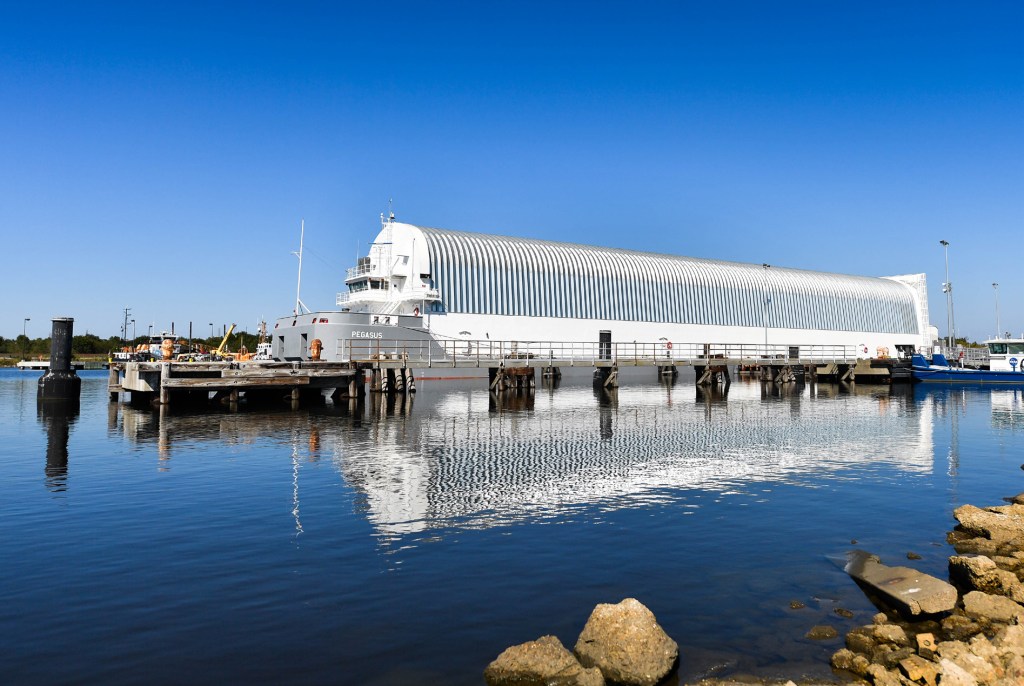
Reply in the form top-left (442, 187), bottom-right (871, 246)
top-left (271, 214), bottom-right (931, 371)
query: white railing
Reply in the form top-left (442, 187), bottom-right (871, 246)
top-left (342, 339), bottom-right (859, 367)
top-left (345, 262), bottom-right (377, 280)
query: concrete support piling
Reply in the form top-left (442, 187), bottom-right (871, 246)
top-left (37, 317), bottom-right (81, 409)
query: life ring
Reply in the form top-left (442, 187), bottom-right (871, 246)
top-left (860, 344), bottom-right (868, 355)
top-left (665, 341), bottom-right (673, 350)
top-left (413, 307), bottom-right (420, 317)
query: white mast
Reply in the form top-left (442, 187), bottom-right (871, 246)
top-left (293, 219), bottom-right (309, 315)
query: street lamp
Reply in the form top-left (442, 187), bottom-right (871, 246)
top-left (992, 283), bottom-right (1000, 340)
top-left (23, 317), bottom-right (30, 338)
top-left (939, 240), bottom-right (955, 349)
top-left (131, 319), bottom-right (136, 341)
top-left (209, 322), bottom-right (214, 339)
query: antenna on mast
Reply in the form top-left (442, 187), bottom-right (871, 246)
top-left (292, 219), bottom-right (309, 315)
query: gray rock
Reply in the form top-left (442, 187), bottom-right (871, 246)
top-left (948, 531), bottom-right (1003, 557)
top-left (574, 598), bottom-right (677, 686)
top-left (830, 647), bottom-right (857, 672)
top-left (485, 635), bottom-right (605, 686)
top-left (962, 590), bottom-right (1024, 623)
top-left (845, 626), bottom-right (875, 654)
top-left (950, 554), bottom-right (1024, 601)
top-left (999, 652), bottom-right (1024, 685)
top-left (991, 555), bottom-right (1020, 572)
top-left (938, 658), bottom-right (979, 686)
top-left (937, 639), bottom-right (1000, 684)
top-left (865, 663), bottom-right (902, 686)
top-left (992, 622), bottom-right (1024, 654)
top-left (871, 623), bottom-right (910, 646)
top-left (940, 614), bottom-right (983, 641)
top-left (953, 504), bottom-right (1024, 545)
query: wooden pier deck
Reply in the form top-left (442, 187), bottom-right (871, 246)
top-left (110, 361), bottom-right (361, 407)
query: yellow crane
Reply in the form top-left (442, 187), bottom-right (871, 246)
top-left (213, 324), bottom-right (236, 359)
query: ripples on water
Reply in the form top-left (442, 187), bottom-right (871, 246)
top-left (1, 369), bottom-right (1021, 685)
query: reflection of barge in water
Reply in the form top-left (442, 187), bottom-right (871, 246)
top-left (271, 214), bottom-right (932, 373)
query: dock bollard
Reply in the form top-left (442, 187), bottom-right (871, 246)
top-left (37, 317), bottom-right (81, 408)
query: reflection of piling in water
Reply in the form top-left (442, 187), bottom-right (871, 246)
top-left (488, 388), bottom-right (535, 413)
top-left (38, 402), bottom-right (78, 493)
top-left (38, 317), bottom-right (81, 409)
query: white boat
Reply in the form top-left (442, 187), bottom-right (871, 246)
top-left (271, 214), bottom-right (932, 369)
top-left (985, 337), bottom-right (1024, 372)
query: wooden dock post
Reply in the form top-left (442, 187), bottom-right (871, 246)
top-left (394, 366), bottom-right (405, 392)
top-left (108, 365), bottom-right (120, 402)
top-left (159, 362), bottom-right (170, 405)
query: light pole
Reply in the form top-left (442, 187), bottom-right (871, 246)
top-left (147, 324), bottom-right (153, 338)
top-left (23, 317), bottom-right (30, 338)
top-left (992, 283), bottom-right (1000, 339)
top-left (131, 319), bottom-right (136, 341)
top-left (209, 322), bottom-right (214, 339)
top-left (939, 240), bottom-right (954, 349)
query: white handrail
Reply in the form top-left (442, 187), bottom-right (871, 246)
top-left (343, 338), bottom-right (861, 365)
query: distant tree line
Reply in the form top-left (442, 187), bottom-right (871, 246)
top-left (0, 330), bottom-right (258, 360)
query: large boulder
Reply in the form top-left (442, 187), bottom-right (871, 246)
top-left (949, 554), bottom-right (1024, 602)
top-left (961, 591), bottom-right (1024, 624)
top-left (485, 635), bottom-right (605, 686)
top-left (953, 505), bottom-right (1024, 545)
top-left (574, 598), bottom-right (677, 686)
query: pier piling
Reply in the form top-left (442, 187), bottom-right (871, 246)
top-left (37, 317), bottom-right (81, 408)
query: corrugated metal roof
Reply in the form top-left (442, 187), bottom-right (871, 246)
top-left (415, 225), bottom-right (921, 334)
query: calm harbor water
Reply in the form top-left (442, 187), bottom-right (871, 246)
top-left (2, 368), bottom-right (1022, 685)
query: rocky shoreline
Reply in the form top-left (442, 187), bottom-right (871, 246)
top-left (484, 493), bottom-right (1024, 686)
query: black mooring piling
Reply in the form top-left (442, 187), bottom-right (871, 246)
top-left (38, 317), bottom-right (81, 407)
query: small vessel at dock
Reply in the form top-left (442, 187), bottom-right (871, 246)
top-left (911, 337), bottom-right (1024, 383)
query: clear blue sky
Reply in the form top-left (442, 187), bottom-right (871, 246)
top-left (2, 2), bottom-right (1021, 342)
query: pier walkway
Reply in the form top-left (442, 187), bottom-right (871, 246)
top-left (346, 339), bottom-right (859, 370)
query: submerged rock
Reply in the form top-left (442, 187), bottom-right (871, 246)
top-left (804, 625), bottom-right (838, 641)
top-left (484, 635), bottom-right (604, 686)
top-left (574, 598), bottom-right (677, 686)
